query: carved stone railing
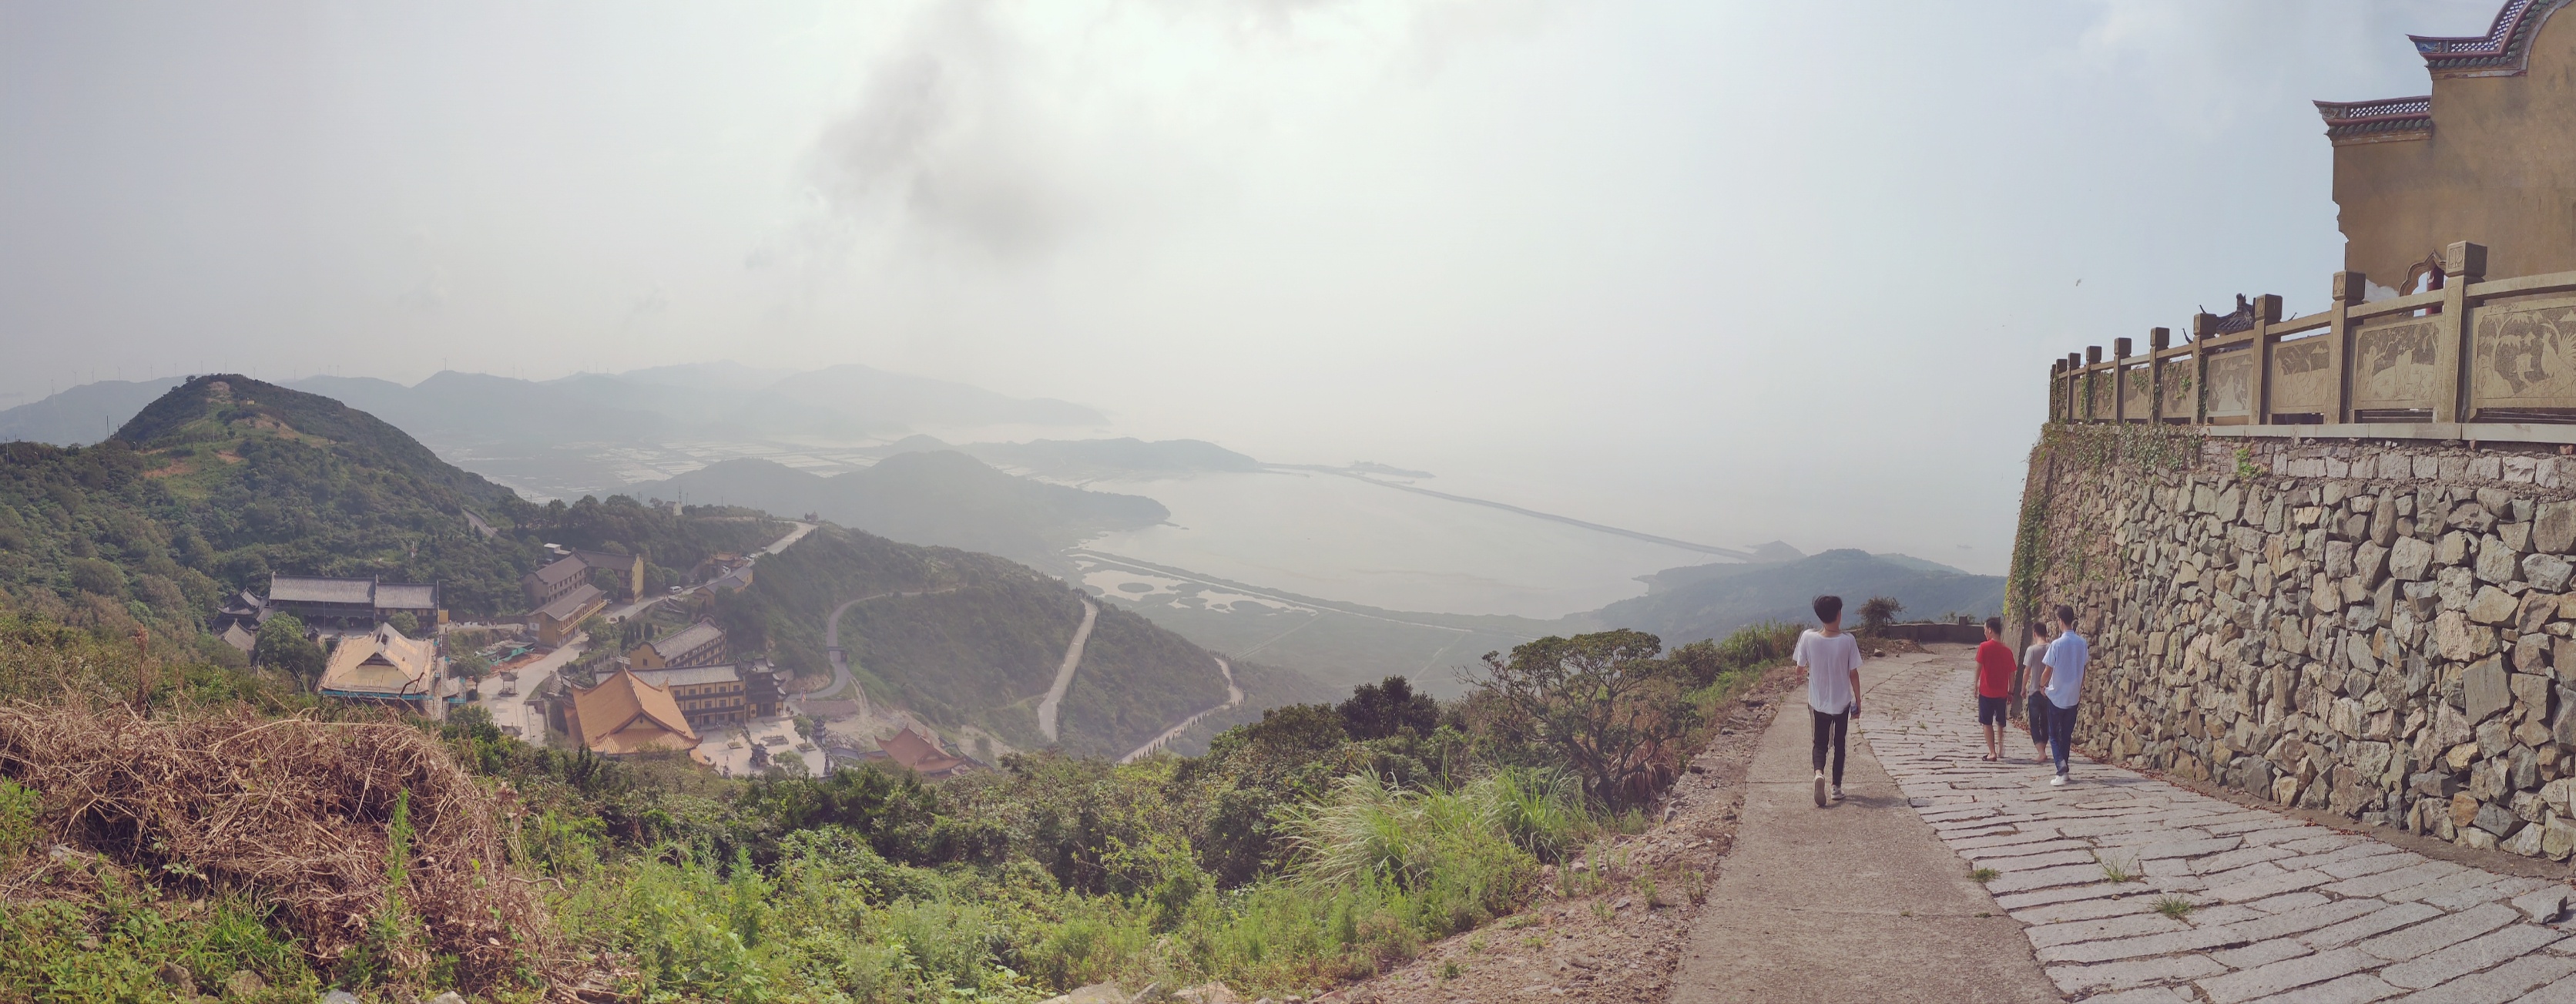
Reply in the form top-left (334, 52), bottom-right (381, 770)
top-left (2053, 241), bottom-right (2576, 443)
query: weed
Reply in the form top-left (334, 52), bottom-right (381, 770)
top-left (1590, 901), bottom-right (1615, 922)
top-left (2095, 852), bottom-right (2138, 885)
top-left (1467, 934), bottom-right (1486, 954)
top-left (2153, 895), bottom-right (2196, 919)
top-left (1521, 935), bottom-right (1546, 950)
top-left (1682, 870), bottom-right (1709, 905)
top-left (1439, 959), bottom-right (1464, 980)
top-left (1970, 867), bottom-right (2001, 884)
top-left (1635, 876), bottom-right (1659, 909)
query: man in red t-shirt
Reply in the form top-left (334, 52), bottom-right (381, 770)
top-left (1974, 616), bottom-right (2016, 762)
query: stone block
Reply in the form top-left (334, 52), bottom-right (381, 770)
top-left (2479, 719), bottom-right (2513, 757)
top-left (2454, 792), bottom-right (2484, 828)
top-left (2551, 817), bottom-right (2576, 860)
top-left (2481, 537), bottom-right (2523, 583)
top-left (2508, 521), bottom-right (2538, 552)
top-left (2392, 536), bottom-right (2436, 580)
top-left (2441, 531), bottom-right (2474, 567)
top-left (2413, 771), bottom-right (2462, 797)
top-left (2518, 632), bottom-right (2553, 673)
top-left (2469, 658), bottom-right (2514, 721)
top-left (2462, 828), bottom-right (2502, 850)
top-left (2508, 819), bottom-right (2551, 855)
top-left (2545, 778), bottom-right (2576, 816)
top-left (2448, 742), bottom-right (2479, 771)
top-left (2530, 553), bottom-right (2575, 592)
top-left (2472, 585), bottom-right (2520, 623)
top-left (2541, 500), bottom-right (2576, 553)
top-left (2326, 539), bottom-right (2355, 578)
top-left (2440, 610), bottom-right (2477, 660)
top-left (2477, 802), bottom-right (2522, 837)
top-left (2514, 671), bottom-right (2554, 714)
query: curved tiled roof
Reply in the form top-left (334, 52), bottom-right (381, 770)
top-left (2410, 0), bottom-right (2574, 75)
top-left (571, 669), bottom-right (698, 755)
top-left (2313, 96), bottom-right (2433, 142)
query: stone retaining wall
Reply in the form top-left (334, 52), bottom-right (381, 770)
top-left (2017, 426), bottom-right (2576, 861)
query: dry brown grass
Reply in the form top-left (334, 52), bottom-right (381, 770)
top-left (0, 703), bottom-right (575, 997)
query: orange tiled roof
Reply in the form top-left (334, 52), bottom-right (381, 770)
top-left (571, 669), bottom-right (699, 755)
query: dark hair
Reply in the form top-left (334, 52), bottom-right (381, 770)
top-left (2054, 604), bottom-right (2076, 626)
top-left (1984, 616), bottom-right (2003, 635)
top-left (1812, 595), bottom-right (1843, 623)
top-left (2030, 621), bottom-right (2051, 640)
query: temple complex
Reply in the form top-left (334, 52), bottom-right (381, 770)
top-left (2322, 0), bottom-right (2576, 290)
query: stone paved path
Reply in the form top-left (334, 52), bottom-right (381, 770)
top-left (1870, 649), bottom-right (2576, 1003)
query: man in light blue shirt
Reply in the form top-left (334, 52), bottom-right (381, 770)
top-left (2036, 604), bottom-right (2088, 786)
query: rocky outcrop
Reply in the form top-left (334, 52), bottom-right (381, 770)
top-left (2016, 426), bottom-right (2576, 858)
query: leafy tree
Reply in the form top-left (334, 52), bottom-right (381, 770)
top-left (448, 650), bottom-right (491, 681)
top-left (386, 610), bottom-right (420, 636)
top-left (1471, 630), bottom-right (1696, 810)
top-left (252, 613), bottom-right (324, 685)
top-left (69, 558), bottom-right (127, 598)
top-left (1858, 596), bottom-right (1905, 634)
top-left (1337, 676), bottom-right (1439, 740)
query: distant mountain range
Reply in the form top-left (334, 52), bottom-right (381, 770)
top-left (1590, 549), bottom-right (2004, 644)
top-left (289, 362), bottom-right (1105, 446)
top-left (626, 451), bottom-right (1170, 569)
top-left (0, 377), bottom-right (186, 446)
top-left (0, 361), bottom-right (1107, 451)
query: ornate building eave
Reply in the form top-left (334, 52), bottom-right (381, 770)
top-left (2315, 96), bottom-right (2433, 146)
top-left (2410, 0), bottom-right (2575, 78)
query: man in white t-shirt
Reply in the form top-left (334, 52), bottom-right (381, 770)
top-left (1794, 594), bottom-right (1866, 807)
top-left (2036, 603), bottom-right (2089, 786)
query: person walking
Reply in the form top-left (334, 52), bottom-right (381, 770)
top-left (1795, 594), bottom-right (1865, 806)
top-left (1974, 616), bottom-right (2015, 762)
top-left (2034, 604), bottom-right (2089, 786)
top-left (2020, 620), bottom-right (2054, 763)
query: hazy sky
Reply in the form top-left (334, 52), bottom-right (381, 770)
top-left (0, 0), bottom-right (2508, 573)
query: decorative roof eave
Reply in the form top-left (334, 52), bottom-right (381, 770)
top-left (2410, 0), bottom-right (2574, 78)
top-left (2315, 96), bottom-right (2434, 145)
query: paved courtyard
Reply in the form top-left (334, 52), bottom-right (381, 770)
top-left (1867, 650), bottom-right (2576, 1003)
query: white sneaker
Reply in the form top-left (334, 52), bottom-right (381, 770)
top-left (2050, 774), bottom-right (2068, 787)
top-left (1830, 785), bottom-right (1846, 802)
top-left (1813, 771), bottom-right (1829, 807)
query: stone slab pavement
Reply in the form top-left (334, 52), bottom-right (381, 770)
top-left (1668, 650), bottom-right (2064, 1003)
top-left (1863, 646), bottom-right (2576, 1003)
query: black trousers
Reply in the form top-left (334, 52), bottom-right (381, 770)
top-left (1811, 709), bottom-right (1848, 786)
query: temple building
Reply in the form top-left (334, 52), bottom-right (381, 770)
top-left (260, 575), bottom-right (442, 630)
top-left (2319, 0), bottom-right (2576, 290)
top-left (628, 662), bottom-right (774, 730)
top-left (565, 668), bottom-right (700, 757)
top-left (629, 619), bottom-right (726, 670)
top-left (317, 623), bottom-right (440, 710)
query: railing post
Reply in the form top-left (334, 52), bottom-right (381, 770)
top-left (2085, 346), bottom-right (2103, 421)
top-left (2191, 316), bottom-right (2213, 424)
top-left (2073, 350), bottom-right (2085, 421)
top-left (2440, 242), bottom-right (2486, 425)
top-left (2051, 360), bottom-right (2066, 423)
top-left (2148, 327), bottom-right (2170, 423)
top-left (2329, 274), bottom-right (2363, 424)
top-left (2114, 337), bottom-right (2132, 423)
top-left (2252, 305), bottom-right (2276, 425)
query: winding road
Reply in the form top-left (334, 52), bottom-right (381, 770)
top-left (813, 586), bottom-right (958, 703)
top-left (1035, 598), bottom-right (1098, 742)
top-left (1118, 655), bottom-right (1243, 764)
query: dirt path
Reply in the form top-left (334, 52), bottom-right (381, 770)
top-left (1117, 655), bottom-right (1240, 763)
top-left (1038, 598), bottom-right (1098, 742)
top-left (1664, 648), bottom-right (2059, 1003)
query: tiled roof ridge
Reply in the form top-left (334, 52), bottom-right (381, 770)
top-left (2409, 0), bottom-right (2573, 72)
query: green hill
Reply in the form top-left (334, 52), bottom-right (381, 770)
top-left (726, 526), bottom-right (1245, 758)
top-left (0, 374), bottom-right (780, 629)
top-left (1588, 549), bottom-right (2004, 644)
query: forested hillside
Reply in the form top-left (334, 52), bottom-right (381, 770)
top-left (720, 526), bottom-right (1236, 757)
top-left (0, 375), bottom-right (783, 630)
